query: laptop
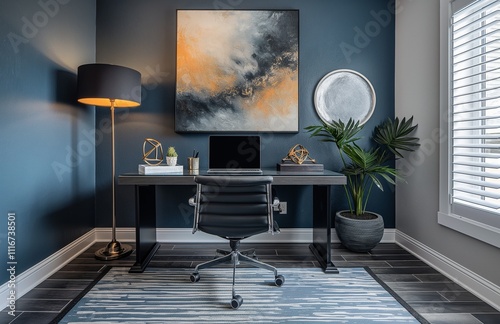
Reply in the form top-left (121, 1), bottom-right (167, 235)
top-left (207, 135), bottom-right (263, 174)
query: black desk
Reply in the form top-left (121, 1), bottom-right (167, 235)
top-left (118, 169), bottom-right (346, 273)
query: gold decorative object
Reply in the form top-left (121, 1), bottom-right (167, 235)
top-left (282, 144), bottom-right (316, 165)
top-left (142, 138), bottom-right (164, 165)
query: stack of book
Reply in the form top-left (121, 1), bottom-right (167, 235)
top-left (138, 164), bottom-right (183, 175)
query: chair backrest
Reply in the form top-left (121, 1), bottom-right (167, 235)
top-left (192, 176), bottom-right (274, 240)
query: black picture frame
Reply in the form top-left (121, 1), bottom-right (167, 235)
top-left (175, 10), bottom-right (299, 133)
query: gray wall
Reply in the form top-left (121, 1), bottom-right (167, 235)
top-left (395, 0), bottom-right (500, 287)
top-left (0, 0), bottom-right (96, 284)
top-left (95, 0), bottom-right (397, 229)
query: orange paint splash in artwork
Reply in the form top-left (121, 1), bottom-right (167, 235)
top-left (247, 67), bottom-right (298, 118)
top-left (176, 30), bottom-right (237, 96)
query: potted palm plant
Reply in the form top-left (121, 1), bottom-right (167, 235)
top-left (305, 117), bottom-right (419, 252)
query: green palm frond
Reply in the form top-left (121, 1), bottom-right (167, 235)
top-left (342, 144), bottom-right (376, 170)
top-left (332, 119), bottom-right (363, 149)
top-left (342, 147), bottom-right (398, 190)
top-left (305, 119), bottom-right (363, 150)
top-left (373, 117), bottom-right (420, 158)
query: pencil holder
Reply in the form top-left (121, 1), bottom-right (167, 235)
top-left (188, 157), bottom-right (199, 170)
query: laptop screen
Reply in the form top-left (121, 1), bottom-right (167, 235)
top-left (209, 136), bottom-right (261, 170)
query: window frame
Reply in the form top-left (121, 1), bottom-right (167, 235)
top-left (438, 0), bottom-right (500, 248)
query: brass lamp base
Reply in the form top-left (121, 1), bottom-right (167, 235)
top-left (95, 240), bottom-right (133, 261)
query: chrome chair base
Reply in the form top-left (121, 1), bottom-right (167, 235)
top-left (190, 240), bottom-right (285, 309)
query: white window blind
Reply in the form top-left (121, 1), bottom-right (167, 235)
top-left (451, 0), bottom-right (500, 224)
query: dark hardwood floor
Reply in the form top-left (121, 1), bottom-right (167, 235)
top-left (1, 242), bottom-right (499, 323)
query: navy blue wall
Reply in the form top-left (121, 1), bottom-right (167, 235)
top-left (95, 0), bottom-right (396, 228)
top-left (0, 1), bottom-right (96, 284)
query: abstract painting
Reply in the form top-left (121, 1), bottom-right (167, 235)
top-left (175, 10), bottom-right (299, 132)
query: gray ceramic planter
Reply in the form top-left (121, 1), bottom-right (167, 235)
top-left (335, 211), bottom-right (384, 252)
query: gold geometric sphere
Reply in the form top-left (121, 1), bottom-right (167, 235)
top-left (142, 138), bottom-right (164, 165)
top-left (282, 144), bottom-right (316, 165)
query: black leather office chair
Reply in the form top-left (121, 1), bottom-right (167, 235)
top-left (189, 175), bottom-right (285, 309)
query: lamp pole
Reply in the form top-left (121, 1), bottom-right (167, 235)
top-left (94, 99), bottom-right (133, 260)
top-left (110, 100), bottom-right (117, 242)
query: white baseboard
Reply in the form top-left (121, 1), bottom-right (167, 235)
top-left (93, 227), bottom-right (395, 243)
top-left (94, 227), bottom-right (136, 242)
top-left (396, 230), bottom-right (500, 312)
top-left (156, 228), bottom-right (396, 244)
top-left (95, 227), bottom-right (318, 243)
top-left (0, 229), bottom-right (96, 311)
top-left (381, 228), bottom-right (396, 243)
top-left (158, 228), bottom-right (314, 243)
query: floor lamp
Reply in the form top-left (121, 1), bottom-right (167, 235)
top-left (77, 63), bottom-right (141, 260)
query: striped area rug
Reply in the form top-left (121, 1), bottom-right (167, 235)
top-left (59, 267), bottom-right (423, 323)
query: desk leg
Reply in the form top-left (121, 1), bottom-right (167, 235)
top-left (309, 185), bottom-right (339, 274)
top-left (129, 185), bottom-right (160, 273)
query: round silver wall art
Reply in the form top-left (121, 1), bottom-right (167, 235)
top-left (313, 69), bottom-right (376, 125)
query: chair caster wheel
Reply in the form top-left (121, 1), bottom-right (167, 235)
top-left (275, 274), bottom-right (285, 286)
top-left (231, 295), bottom-right (243, 309)
top-left (190, 273), bottom-right (200, 282)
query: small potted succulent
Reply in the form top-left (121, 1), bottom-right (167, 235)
top-left (166, 146), bottom-right (178, 166)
